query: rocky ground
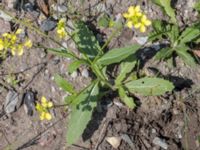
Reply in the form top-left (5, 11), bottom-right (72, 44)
top-left (0, 0), bottom-right (200, 150)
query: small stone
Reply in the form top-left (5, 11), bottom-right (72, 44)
top-left (40, 51), bottom-right (46, 58)
top-left (23, 91), bottom-right (35, 116)
top-left (40, 18), bottom-right (57, 32)
top-left (52, 4), bottom-right (68, 13)
top-left (70, 71), bottom-right (78, 78)
top-left (106, 136), bottom-right (121, 149)
top-left (134, 36), bottom-right (148, 45)
top-left (23, 2), bottom-right (35, 12)
top-left (81, 68), bottom-right (89, 78)
top-left (4, 90), bottom-right (19, 114)
top-left (153, 137), bottom-right (168, 150)
top-left (121, 134), bottom-right (136, 150)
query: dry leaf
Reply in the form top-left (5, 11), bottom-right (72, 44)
top-left (193, 50), bottom-right (200, 57)
top-left (36, 0), bottom-right (49, 17)
top-left (106, 136), bottom-right (121, 149)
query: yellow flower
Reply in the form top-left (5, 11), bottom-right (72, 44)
top-left (36, 96), bottom-right (53, 121)
top-left (134, 15), bottom-right (151, 33)
top-left (123, 5), bottom-right (151, 32)
top-left (41, 96), bottom-right (53, 108)
top-left (24, 39), bottom-right (32, 48)
top-left (40, 112), bottom-right (52, 120)
top-left (56, 18), bottom-right (67, 39)
top-left (123, 5), bottom-right (142, 19)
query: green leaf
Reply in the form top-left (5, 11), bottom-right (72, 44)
top-left (148, 20), bottom-right (171, 41)
top-left (152, 0), bottom-right (177, 24)
top-left (125, 77), bottom-right (174, 96)
top-left (97, 44), bottom-right (141, 66)
top-left (68, 59), bottom-right (88, 74)
top-left (178, 27), bottom-right (200, 44)
top-left (66, 81), bottom-right (99, 145)
top-left (176, 48), bottom-right (196, 66)
top-left (47, 48), bottom-right (75, 58)
top-left (97, 14), bottom-right (110, 28)
top-left (167, 25), bottom-right (179, 44)
top-left (194, 2), bottom-right (200, 11)
top-left (155, 47), bottom-right (173, 60)
top-left (54, 74), bottom-right (76, 94)
top-left (73, 21), bottom-right (102, 58)
top-left (118, 86), bottom-right (136, 109)
top-left (115, 55), bottom-right (137, 86)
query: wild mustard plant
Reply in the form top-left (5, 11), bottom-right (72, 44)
top-left (56, 18), bottom-right (67, 39)
top-left (0, 29), bottom-right (32, 56)
top-left (36, 96), bottom-right (53, 120)
top-left (123, 5), bottom-right (151, 32)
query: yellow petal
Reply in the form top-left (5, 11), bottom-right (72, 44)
top-left (128, 6), bottom-right (135, 15)
top-left (47, 101), bottom-right (53, 108)
top-left (141, 15), bottom-right (147, 22)
top-left (0, 39), bottom-right (4, 50)
top-left (140, 25), bottom-right (146, 33)
top-left (40, 112), bottom-right (45, 120)
top-left (17, 45), bottom-right (23, 56)
top-left (135, 5), bottom-right (141, 12)
top-left (24, 39), bottom-right (32, 48)
top-left (15, 29), bottom-right (22, 34)
top-left (144, 19), bottom-right (151, 26)
top-left (11, 47), bottom-right (16, 55)
top-left (123, 13), bottom-right (129, 18)
top-left (41, 96), bottom-right (47, 104)
top-left (127, 21), bottom-right (133, 28)
top-left (45, 112), bottom-right (52, 120)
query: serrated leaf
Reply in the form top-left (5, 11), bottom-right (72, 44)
top-left (148, 20), bottom-right (171, 41)
top-left (54, 74), bottom-right (76, 94)
top-left (47, 48), bottom-right (75, 58)
top-left (176, 48), bottom-right (196, 66)
top-left (73, 21), bottom-right (102, 58)
top-left (125, 77), bottom-right (174, 96)
top-left (118, 86), bottom-right (136, 109)
top-left (97, 44), bottom-right (141, 66)
top-left (167, 25), bottom-right (179, 44)
top-left (178, 27), bottom-right (200, 44)
top-left (68, 59), bottom-right (87, 74)
top-left (152, 0), bottom-right (177, 24)
top-left (115, 55), bottom-right (137, 86)
top-left (67, 81), bottom-right (99, 145)
top-left (155, 47), bottom-right (173, 60)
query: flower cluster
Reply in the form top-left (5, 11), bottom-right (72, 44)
top-left (36, 96), bottom-right (53, 121)
top-left (56, 18), bottom-right (67, 39)
top-left (0, 29), bottom-right (32, 56)
top-left (123, 5), bottom-right (151, 33)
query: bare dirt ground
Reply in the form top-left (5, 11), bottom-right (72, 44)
top-left (0, 0), bottom-right (200, 150)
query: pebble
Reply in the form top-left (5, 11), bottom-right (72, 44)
top-left (23, 91), bottom-right (35, 116)
top-left (70, 71), bottom-right (78, 78)
top-left (81, 68), bottom-right (89, 78)
top-left (52, 4), bottom-right (68, 13)
top-left (153, 137), bottom-right (168, 150)
top-left (0, 10), bottom-right (12, 21)
top-left (4, 90), bottom-right (19, 114)
top-left (40, 18), bottom-right (57, 32)
top-left (133, 36), bottom-right (148, 45)
top-left (121, 134), bottom-right (136, 150)
top-left (40, 51), bottom-right (46, 58)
